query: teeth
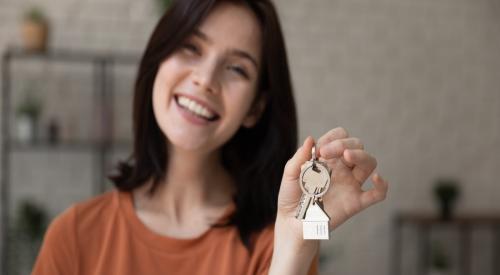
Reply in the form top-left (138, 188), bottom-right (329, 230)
top-left (177, 96), bottom-right (216, 120)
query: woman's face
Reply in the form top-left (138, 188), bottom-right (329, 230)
top-left (152, 2), bottom-right (263, 154)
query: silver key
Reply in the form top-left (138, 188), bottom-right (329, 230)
top-left (295, 146), bottom-right (331, 220)
top-left (296, 186), bottom-right (324, 219)
top-left (299, 160), bottom-right (331, 198)
top-left (295, 163), bottom-right (321, 220)
top-left (295, 145), bottom-right (333, 239)
top-left (295, 193), bottom-right (313, 219)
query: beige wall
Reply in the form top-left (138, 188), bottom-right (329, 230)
top-left (274, 0), bottom-right (500, 274)
top-left (1, 0), bottom-right (500, 274)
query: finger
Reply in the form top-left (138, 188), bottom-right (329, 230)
top-left (320, 137), bottom-right (364, 159)
top-left (317, 127), bottom-right (349, 157)
top-left (361, 173), bottom-right (388, 208)
top-left (343, 149), bottom-right (377, 183)
top-left (282, 136), bottom-right (315, 182)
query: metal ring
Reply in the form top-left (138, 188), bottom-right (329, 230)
top-left (299, 162), bottom-right (331, 197)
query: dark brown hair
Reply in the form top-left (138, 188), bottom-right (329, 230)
top-left (109, 0), bottom-right (297, 247)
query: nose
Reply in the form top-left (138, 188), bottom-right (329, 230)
top-left (192, 58), bottom-right (219, 94)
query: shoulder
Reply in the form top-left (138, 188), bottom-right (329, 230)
top-left (41, 190), bottom-right (119, 253)
top-left (43, 190), bottom-right (118, 234)
top-left (32, 190), bottom-right (121, 274)
top-left (73, 189), bottom-right (118, 214)
top-left (71, 189), bottom-right (119, 225)
top-left (70, 189), bottom-right (125, 243)
top-left (40, 189), bottom-right (116, 240)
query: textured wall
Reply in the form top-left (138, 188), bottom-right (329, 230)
top-left (1, 0), bottom-right (500, 274)
top-left (273, 0), bottom-right (500, 274)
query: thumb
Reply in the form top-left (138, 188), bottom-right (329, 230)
top-left (282, 136), bottom-right (315, 183)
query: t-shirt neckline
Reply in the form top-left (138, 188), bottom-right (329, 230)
top-left (117, 190), bottom-right (235, 254)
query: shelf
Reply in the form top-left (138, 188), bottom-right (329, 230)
top-left (391, 212), bottom-right (500, 275)
top-left (7, 139), bottom-right (132, 152)
top-left (1, 47), bottom-right (140, 275)
top-left (395, 212), bottom-right (500, 225)
top-left (3, 47), bottom-right (140, 64)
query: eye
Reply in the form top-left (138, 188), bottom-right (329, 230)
top-left (181, 43), bottom-right (200, 55)
top-left (227, 65), bottom-right (249, 79)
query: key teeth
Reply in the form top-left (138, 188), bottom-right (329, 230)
top-left (294, 202), bottom-right (303, 219)
top-left (295, 195), bottom-right (305, 219)
top-left (295, 210), bottom-right (302, 220)
top-left (295, 195), bottom-right (312, 220)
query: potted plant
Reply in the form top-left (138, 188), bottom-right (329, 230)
top-left (8, 199), bottom-right (48, 274)
top-left (15, 199), bottom-right (48, 241)
top-left (433, 178), bottom-right (460, 221)
top-left (15, 89), bottom-right (42, 144)
top-left (21, 7), bottom-right (49, 52)
top-left (428, 242), bottom-right (451, 275)
top-left (156, 0), bottom-right (173, 14)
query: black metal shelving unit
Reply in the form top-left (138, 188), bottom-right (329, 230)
top-left (391, 212), bottom-right (500, 275)
top-left (1, 47), bottom-right (139, 274)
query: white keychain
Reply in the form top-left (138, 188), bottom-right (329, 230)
top-left (295, 145), bottom-right (332, 240)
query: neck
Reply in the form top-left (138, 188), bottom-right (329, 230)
top-left (139, 144), bottom-right (234, 224)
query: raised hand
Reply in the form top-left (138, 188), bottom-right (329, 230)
top-left (277, 127), bottom-right (389, 241)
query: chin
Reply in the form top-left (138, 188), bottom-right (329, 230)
top-left (165, 129), bottom-right (217, 154)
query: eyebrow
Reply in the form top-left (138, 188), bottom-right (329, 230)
top-left (192, 29), bottom-right (260, 70)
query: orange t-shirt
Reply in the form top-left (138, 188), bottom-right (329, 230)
top-left (32, 190), bottom-right (318, 275)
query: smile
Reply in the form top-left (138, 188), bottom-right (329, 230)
top-left (174, 95), bottom-right (220, 122)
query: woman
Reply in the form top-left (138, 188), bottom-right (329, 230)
top-left (32, 0), bottom-right (388, 274)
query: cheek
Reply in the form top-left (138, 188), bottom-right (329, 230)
top-left (152, 71), bottom-right (167, 116)
top-left (224, 85), bottom-right (256, 122)
top-left (153, 59), bottom-right (185, 106)
top-left (152, 63), bottom-right (178, 126)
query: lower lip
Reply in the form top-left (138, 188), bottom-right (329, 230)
top-left (174, 97), bottom-right (214, 126)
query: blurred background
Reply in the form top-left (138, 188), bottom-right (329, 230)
top-left (0, 0), bottom-right (499, 274)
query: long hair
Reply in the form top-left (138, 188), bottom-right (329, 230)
top-left (108, 0), bottom-right (297, 247)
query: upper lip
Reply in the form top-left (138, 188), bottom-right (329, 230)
top-left (174, 93), bottom-right (220, 117)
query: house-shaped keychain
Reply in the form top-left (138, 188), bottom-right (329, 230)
top-left (303, 202), bottom-right (330, 240)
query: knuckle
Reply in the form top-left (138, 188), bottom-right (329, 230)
top-left (335, 127), bottom-right (349, 138)
top-left (317, 137), bottom-right (325, 147)
top-left (333, 140), bottom-right (345, 152)
top-left (327, 128), bottom-right (338, 136)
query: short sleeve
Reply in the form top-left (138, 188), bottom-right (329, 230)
top-left (31, 205), bottom-right (79, 275)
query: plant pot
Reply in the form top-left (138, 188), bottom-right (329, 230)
top-left (21, 20), bottom-right (48, 52)
top-left (428, 269), bottom-right (449, 275)
top-left (16, 115), bottom-right (38, 144)
top-left (434, 180), bottom-right (460, 221)
top-left (438, 199), bottom-right (456, 221)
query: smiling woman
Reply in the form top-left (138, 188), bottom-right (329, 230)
top-left (31, 0), bottom-right (388, 274)
top-left (152, 7), bottom-right (267, 155)
top-left (31, 0), bottom-right (304, 274)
